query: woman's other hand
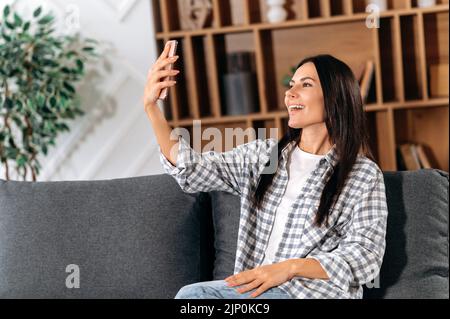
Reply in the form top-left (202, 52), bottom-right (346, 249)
top-left (224, 261), bottom-right (295, 298)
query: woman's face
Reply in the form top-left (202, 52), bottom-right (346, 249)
top-left (284, 62), bottom-right (326, 129)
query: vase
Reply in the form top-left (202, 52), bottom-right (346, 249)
top-left (266, 0), bottom-right (288, 23)
top-left (222, 72), bottom-right (259, 116)
top-left (417, 0), bottom-right (436, 8)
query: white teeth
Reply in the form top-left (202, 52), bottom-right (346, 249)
top-left (289, 105), bottom-right (305, 110)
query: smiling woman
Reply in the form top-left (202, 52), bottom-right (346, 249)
top-left (149, 53), bottom-right (388, 299)
top-left (256, 55), bottom-right (376, 226)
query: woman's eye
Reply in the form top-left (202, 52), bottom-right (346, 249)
top-left (303, 83), bottom-right (312, 87)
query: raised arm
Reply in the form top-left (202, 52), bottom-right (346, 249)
top-left (143, 41), bottom-right (180, 166)
top-left (143, 43), bottom-right (278, 195)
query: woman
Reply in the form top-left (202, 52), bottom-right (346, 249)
top-left (143, 44), bottom-right (388, 299)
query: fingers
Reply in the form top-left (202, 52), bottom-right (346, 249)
top-left (145, 80), bottom-right (176, 105)
top-left (155, 80), bottom-right (177, 90)
top-left (250, 284), bottom-right (271, 298)
top-left (154, 55), bottom-right (179, 73)
top-left (146, 70), bottom-right (180, 91)
top-left (157, 42), bottom-right (172, 62)
top-left (236, 279), bottom-right (263, 294)
top-left (159, 69), bottom-right (180, 78)
top-left (225, 272), bottom-right (254, 287)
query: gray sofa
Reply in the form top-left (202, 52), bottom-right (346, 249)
top-left (0, 169), bottom-right (448, 299)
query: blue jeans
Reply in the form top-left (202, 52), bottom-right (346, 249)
top-left (174, 280), bottom-right (293, 299)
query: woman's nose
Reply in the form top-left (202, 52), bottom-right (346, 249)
top-left (286, 89), bottom-right (296, 98)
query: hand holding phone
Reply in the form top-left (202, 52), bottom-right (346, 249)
top-left (158, 40), bottom-right (179, 100)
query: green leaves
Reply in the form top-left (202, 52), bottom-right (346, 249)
top-left (63, 81), bottom-right (76, 94)
top-left (49, 96), bottom-right (57, 108)
top-left (55, 122), bottom-right (70, 132)
top-left (4, 20), bottom-right (15, 30)
top-left (14, 13), bottom-right (23, 27)
top-left (3, 5), bottom-right (10, 18)
top-left (1, 5), bottom-right (98, 181)
top-left (4, 97), bottom-right (13, 110)
top-left (17, 154), bottom-right (27, 167)
top-left (26, 99), bottom-right (37, 113)
top-left (36, 94), bottom-right (46, 108)
top-left (2, 7), bottom-right (21, 31)
top-left (11, 114), bottom-right (23, 129)
top-left (76, 59), bottom-right (84, 71)
top-left (38, 14), bottom-right (54, 25)
top-left (33, 7), bottom-right (42, 18)
top-left (2, 32), bottom-right (11, 42)
top-left (23, 21), bottom-right (31, 32)
top-left (4, 146), bottom-right (19, 159)
top-left (282, 65), bottom-right (299, 88)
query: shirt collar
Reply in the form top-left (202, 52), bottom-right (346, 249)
top-left (281, 141), bottom-right (339, 168)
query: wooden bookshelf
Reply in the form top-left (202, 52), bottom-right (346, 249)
top-left (151, 0), bottom-right (449, 172)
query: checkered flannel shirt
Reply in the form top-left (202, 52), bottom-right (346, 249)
top-left (159, 136), bottom-right (388, 299)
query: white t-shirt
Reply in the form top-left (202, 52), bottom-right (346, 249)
top-left (261, 145), bottom-right (326, 265)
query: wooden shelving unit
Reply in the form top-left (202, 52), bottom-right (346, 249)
top-left (152, 0), bottom-right (449, 172)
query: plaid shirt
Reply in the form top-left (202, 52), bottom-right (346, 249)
top-left (159, 136), bottom-right (388, 299)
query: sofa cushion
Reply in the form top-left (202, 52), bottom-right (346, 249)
top-left (364, 169), bottom-right (449, 299)
top-left (210, 191), bottom-right (241, 280)
top-left (0, 174), bottom-right (214, 298)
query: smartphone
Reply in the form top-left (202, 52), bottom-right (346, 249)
top-left (158, 40), bottom-right (179, 100)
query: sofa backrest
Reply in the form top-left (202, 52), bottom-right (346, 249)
top-left (364, 169), bottom-right (448, 298)
top-left (0, 175), bottom-right (214, 298)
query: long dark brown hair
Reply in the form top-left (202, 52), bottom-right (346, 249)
top-left (254, 54), bottom-right (375, 227)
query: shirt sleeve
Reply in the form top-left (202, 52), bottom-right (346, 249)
top-left (159, 135), bottom-right (277, 196)
top-left (308, 169), bottom-right (388, 291)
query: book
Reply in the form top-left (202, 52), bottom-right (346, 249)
top-left (415, 144), bottom-right (432, 169)
top-left (397, 143), bottom-right (433, 170)
top-left (398, 143), bottom-right (421, 170)
top-left (410, 144), bottom-right (422, 169)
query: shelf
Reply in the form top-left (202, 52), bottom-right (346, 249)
top-left (212, 32), bottom-right (260, 117)
top-left (268, 19), bottom-right (378, 110)
top-left (386, 97), bottom-right (449, 109)
top-left (155, 4), bottom-right (449, 38)
top-left (168, 99), bottom-right (448, 126)
top-left (377, 17), bottom-right (404, 103)
top-left (423, 10), bottom-right (449, 98)
top-left (170, 111), bottom-right (287, 127)
top-left (194, 121), bottom-right (251, 152)
top-left (394, 105), bottom-right (449, 172)
top-left (153, 1), bottom-right (449, 172)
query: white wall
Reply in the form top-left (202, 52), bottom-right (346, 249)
top-left (1, 0), bottom-right (166, 181)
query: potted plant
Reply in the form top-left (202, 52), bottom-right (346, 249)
top-left (0, 5), bottom-right (98, 181)
top-left (282, 65), bottom-right (297, 88)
